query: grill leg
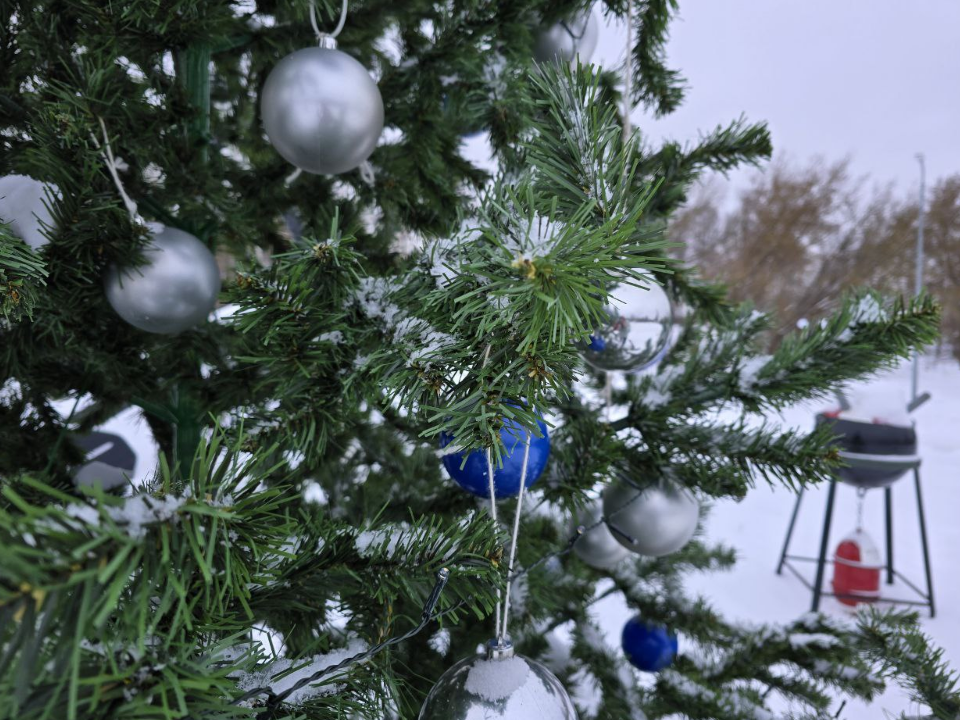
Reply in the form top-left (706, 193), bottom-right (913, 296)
top-left (914, 468), bottom-right (935, 618)
top-left (811, 478), bottom-right (838, 613)
top-left (885, 486), bottom-right (894, 585)
top-left (777, 487), bottom-right (805, 575)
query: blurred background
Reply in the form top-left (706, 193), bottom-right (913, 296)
top-left (584, 3), bottom-right (960, 718)
top-left (616, 0), bottom-right (960, 353)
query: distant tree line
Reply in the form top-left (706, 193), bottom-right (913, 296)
top-left (671, 158), bottom-right (960, 356)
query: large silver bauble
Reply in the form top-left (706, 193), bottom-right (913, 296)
top-left (0, 174), bottom-right (59, 250)
top-left (261, 44), bottom-right (384, 175)
top-left (603, 482), bottom-right (699, 557)
top-left (571, 502), bottom-right (630, 570)
top-left (582, 280), bottom-right (674, 373)
top-left (419, 641), bottom-right (577, 720)
top-left (104, 224), bottom-right (221, 334)
top-left (533, 9), bottom-right (599, 65)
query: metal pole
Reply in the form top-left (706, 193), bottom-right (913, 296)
top-left (911, 153), bottom-right (925, 403)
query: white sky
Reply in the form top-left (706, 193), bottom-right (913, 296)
top-left (594, 0), bottom-right (960, 193)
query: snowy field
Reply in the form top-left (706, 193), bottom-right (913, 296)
top-left (593, 356), bottom-right (960, 719)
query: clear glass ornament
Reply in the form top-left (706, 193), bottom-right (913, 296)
top-left (418, 640), bottom-right (576, 720)
top-left (581, 280), bottom-right (674, 372)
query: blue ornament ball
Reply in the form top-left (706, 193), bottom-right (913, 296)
top-left (621, 616), bottom-right (677, 672)
top-left (440, 417), bottom-right (550, 499)
top-left (587, 334), bottom-right (606, 352)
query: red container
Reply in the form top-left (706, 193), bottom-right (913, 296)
top-left (831, 530), bottom-right (882, 606)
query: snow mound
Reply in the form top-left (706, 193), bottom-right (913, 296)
top-left (464, 656), bottom-right (530, 701)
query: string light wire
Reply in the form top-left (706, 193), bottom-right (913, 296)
top-left (232, 482), bottom-right (660, 710)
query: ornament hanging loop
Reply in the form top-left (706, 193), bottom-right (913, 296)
top-left (90, 116), bottom-right (142, 226)
top-left (500, 430), bottom-right (532, 644)
top-left (622, 0), bottom-right (634, 142)
top-left (310, 0), bottom-right (348, 45)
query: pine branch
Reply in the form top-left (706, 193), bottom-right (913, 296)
top-left (629, 0), bottom-right (686, 117)
top-left (0, 229), bottom-right (47, 322)
top-left (857, 608), bottom-right (960, 720)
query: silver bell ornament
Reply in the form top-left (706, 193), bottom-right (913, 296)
top-left (603, 481), bottom-right (699, 557)
top-left (571, 501), bottom-right (630, 570)
top-left (261, 37), bottom-right (384, 175)
top-left (419, 640), bottom-right (577, 720)
top-left (582, 279), bottom-right (674, 373)
top-left (533, 7), bottom-right (599, 65)
top-left (104, 224), bottom-right (221, 335)
top-left (0, 174), bottom-right (59, 250)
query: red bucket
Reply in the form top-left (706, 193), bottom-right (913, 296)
top-left (831, 529), bottom-right (882, 606)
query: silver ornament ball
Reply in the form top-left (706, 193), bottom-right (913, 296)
top-left (419, 640), bottom-right (577, 720)
top-left (571, 502), bottom-right (631, 570)
top-left (533, 8), bottom-right (599, 64)
top-left (105, 224), bottom-right (221, 335)
top-left (582, 280), bottom-right (674, 373)
top-left (261, 43), bottom-right (384, 175)
top-left (0, 174), bottom-right (59, 250)
top-left (603, 482), bottom-right (699, 557)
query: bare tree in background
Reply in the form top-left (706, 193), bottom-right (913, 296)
top-left (673, 158), bottom-right (960, 355)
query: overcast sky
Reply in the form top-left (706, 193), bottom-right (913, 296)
top-left (594, 0), bottom-right (960, 194)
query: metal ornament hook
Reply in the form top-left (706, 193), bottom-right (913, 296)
top-left (856, 487), bottom-right (867, 531)
top-left (310, 0), bottom-right (348, 43)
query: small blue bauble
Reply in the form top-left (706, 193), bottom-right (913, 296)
top-left (440, 417), bottom-right (550, 499)
top-left (587, 334), bottom-right (606, 352)
top-left (621, 616), bottom-right (677, 672)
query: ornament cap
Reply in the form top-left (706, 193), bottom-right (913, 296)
top-left (485, 638), bottom-right (515, 660)
top-left (317, 33), bottom-right (338, 49)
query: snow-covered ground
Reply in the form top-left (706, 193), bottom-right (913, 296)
top-left (594, 356), bottom-right (960, 719)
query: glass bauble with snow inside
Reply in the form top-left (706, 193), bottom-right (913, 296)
top-left (581, 279), bottom-right (674, 373)
top-left (104, 223), bottom-right (221, 334)
top-left (571, 501), bottom-right (630, 570)
top-left (621, 616), bottom-right (677, 672)
top-left (603, 481), bottom-right (698, 557)
top-left (440, 415), bottom-right (550, 499)
top-left (533, 7), bottom-right (599, 65)
top-left (0, 174), bottom-right (59, 250)
top-left (261, 36), bottom-right (384, 175)
top-left (418, 639), bottom-right (577, 720)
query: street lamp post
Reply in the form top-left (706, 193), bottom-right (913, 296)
top-left (911, 153), bottom-right (926, 403)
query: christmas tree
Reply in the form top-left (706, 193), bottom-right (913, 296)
top-left (2, 1), bottom-right (957, 719)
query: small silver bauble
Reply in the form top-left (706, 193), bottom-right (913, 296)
top-left (571, 502), bottom-right (630, 570)
top-left (419, 640), bottom-right (577, 720)
top-left (582, 280), bottom-right (674, 373)
top-left (533, 8), bottom-right (599, 65)
top-left (603, 481), bottom-right (699, 557)
top-left (0, 174), bottom-right (59, 250)
top-left (105, 224), bottom-right (221, 334)
top-left (261, 38), bottom-right (384, 175)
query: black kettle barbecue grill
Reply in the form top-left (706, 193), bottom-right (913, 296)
top-left (776, 394), bottom-right (935, 616)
